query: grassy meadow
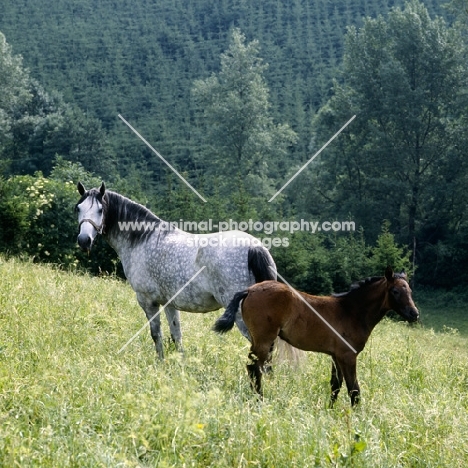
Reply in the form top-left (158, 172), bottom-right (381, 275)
top-left (0, 256), bottom-right (467, 467)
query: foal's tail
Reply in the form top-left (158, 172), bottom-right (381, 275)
top-left (248, 246), bottom-right (277, 282)
top-left (213, 290), bottom-right (248, 334)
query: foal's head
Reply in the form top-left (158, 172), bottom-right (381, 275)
top-left (76, 182), bottom-right (106, 252)
top-left (384, 266), bottom-right (419, 323)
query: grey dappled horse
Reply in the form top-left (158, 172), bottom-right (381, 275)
top-left (76, 182), bottom-right (277, 359)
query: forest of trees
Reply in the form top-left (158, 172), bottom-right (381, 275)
top-left (0, 0), bottom-right (467, 291)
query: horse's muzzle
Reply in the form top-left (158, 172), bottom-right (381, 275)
top-left (405, 306), bottom-right (420, 323)
top-left (77, 233), bottom-right (92, 252)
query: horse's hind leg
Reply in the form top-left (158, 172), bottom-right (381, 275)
top-left (263, 341), bottom-right (276, 374)
top-left (246, 342), bottom-right (273, 397)
top-left (247, 351), bottom-right (264, 397)
top-left (164, 304), bottom-right (184, 353)
top-left (330, 356), bottom-right (343, 407)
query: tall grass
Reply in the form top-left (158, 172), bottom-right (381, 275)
top-left (0, 257), bottom-right (467, 467)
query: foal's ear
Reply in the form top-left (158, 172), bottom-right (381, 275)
top-left (99, 182), bottom-right (106, 196)
top-left (385, 266), bottom-right (394, 281)
top-left (77, 181), bottom-right (86, 196)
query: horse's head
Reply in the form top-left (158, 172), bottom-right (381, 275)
top-left (384, 266), bottom-right (419, 323)
top-left (76, 181), bottom-right (106, 252)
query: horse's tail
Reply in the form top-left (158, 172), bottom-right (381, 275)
top-left (213, 290), bottom-right (249, 334)
top-left (248, 245), bottom-right (277, 282)
top-left (273, 337), bottom-right (306, 367)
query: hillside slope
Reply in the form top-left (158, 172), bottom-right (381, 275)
top-left (0, 257), bottom-right (467, 466)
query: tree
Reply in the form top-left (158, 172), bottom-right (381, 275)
top-left (309, 1), bottom-right (468, 247)
top-left (0, 31), bottom-right (30, 173)
top-left (447, 0), bottom-right (468, 24)
top-left (192, 28), bottom-right (297, 203)
top-left (368, 221), bottom-right (412, 277)
top-left (0, 32), bottom-right (115, 178)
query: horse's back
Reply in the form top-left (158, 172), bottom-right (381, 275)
top-left (242, 281), bottom-right (343, 353)
top-left (242, 281), bottom-right (294, 327)
top-left (194, 232), bottom-right (273, 306)
top-left (126, 228), bottom-right (276, 310)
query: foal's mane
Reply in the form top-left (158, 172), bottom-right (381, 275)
top-left (333, 272), bottom-right (407, 298)
top-left (102, 190), bottom-right (163, 245)
top-left (332, 276), bottom-right (384, 298)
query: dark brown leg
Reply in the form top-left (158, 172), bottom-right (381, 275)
top-left (263, 340), bottom-right (276, 374)
top-left (330, 356), bottom-right (343, 407)
top-left (338, 354), bottom-right (360, 406)
top-left (246, 338), bottom-right (275, 398)
top-left (247, 351), bottom-right (263, 397)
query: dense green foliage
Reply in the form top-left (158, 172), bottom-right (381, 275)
top-left (0, 0), bottom-right (467, 288)
top-left (0, 0), bottom-right (443, 171)
top-left (0, 0), bottom-right (450, 178)
top-left (1, 258), bottom-right (467, 466)
top-left (307, 1), bottom-right (468, 286)
top-left (192, 28), bottom-right (297, 204)
top-left (0, 32), bottom-right (113, 177)
top-left (0, 162), bottom-right (119, 275)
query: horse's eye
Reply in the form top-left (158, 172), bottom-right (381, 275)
top-left (391, 288), bottom-right (400, 297)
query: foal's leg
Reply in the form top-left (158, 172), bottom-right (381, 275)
top-left (337, 354), bottom-right (360, 406)
top-left (164, 304), bottom-right (184, 353)
top-left (247, 350), bottom-right (263, 397)
top-left (246, 341), bottom-right (274, 397)
top-left (330, 356), bottom-right (344, 407)
top-left (137, 295), bottom-right (164, 359)
top-left (264, 340), bottom-right (276, 374)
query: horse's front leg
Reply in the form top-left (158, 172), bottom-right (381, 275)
top-left (329, 356), bottom-right (343, 407)
top-left (137, 295), bottom-right (164, 360)
top-left (164, 304), bottom-right (184, 353)
top-left (338, 353), bottom-right (360, 407)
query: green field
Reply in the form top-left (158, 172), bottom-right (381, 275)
top-left (0, 257), bottom-right (467, 467)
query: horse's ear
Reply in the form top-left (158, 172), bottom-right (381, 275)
top-left (99, 182), bottom-right (106, 196)
top-left (77, 181), bottom-right (86, 196)
top-left (385, 266), bottom-right (394, 281)
top-left (400, 270), bottom-right (407, 279)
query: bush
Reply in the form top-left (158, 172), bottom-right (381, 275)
top-left (0, 164), bottom-right (120, 275)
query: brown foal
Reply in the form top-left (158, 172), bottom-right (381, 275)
top-left (213, 267), bottom-right (419, 406)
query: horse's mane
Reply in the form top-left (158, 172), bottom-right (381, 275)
top-left (333, 272), bottom-right (407, 298)
top-left (332, 276), bottom-right (383, 298)
top-left (102, 190), bottom-right (164, 245)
